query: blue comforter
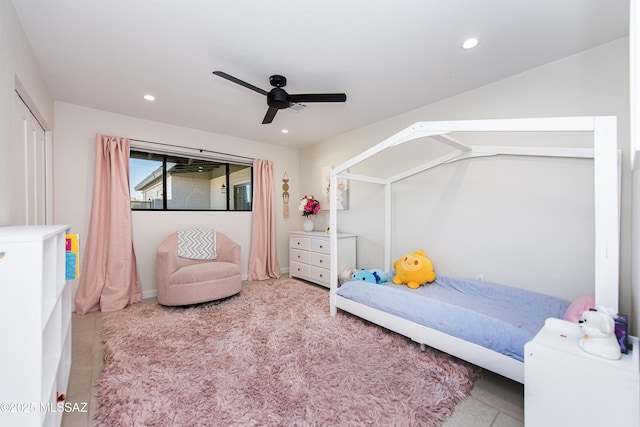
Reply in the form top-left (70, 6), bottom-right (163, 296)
top-left (337, 275), bottom-right (570, 361)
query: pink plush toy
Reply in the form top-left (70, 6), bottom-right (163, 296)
top-left (563, 296), bottom-right (596, 323)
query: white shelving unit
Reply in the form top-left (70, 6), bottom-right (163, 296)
top-left (0, 225), bottom-right (72, 427)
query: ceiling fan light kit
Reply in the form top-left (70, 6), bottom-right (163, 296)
top-left (213, 71), bottom-right (347, 124)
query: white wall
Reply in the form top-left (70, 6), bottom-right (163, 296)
top-left (0, 0), bottom-right (54, 226)
top-left (630, 0), bottom-right (640, 351)
top-left (301, 38), bottom-right (634, 327)
top-left (53, 102), bottom-right (300, 299)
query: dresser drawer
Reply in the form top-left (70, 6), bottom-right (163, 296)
top-left (311, 266), bottom-right (330, 286)
top-left (311, 238), bottom-right (330, 254)
top-left (290, 261), bottom-right (311, 278)
top-left (290, 248), bottom-right (310, 264)
top-left (310, 252), bottom-right (330, 269)
top-left (290, 236), bottom-right (310, 251)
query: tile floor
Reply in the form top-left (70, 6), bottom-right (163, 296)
top-left (61, 282), bottom-right (524, 427)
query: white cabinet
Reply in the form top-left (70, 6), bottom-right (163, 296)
top-left (0, 225), bottom-right (72, 427)
top-left (524, 318), bottom-right (639, 427)
top-left (289, 231), bottom-right (356, 288)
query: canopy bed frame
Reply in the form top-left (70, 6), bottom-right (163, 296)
top-left (328, 116), bottom-right (620, 383)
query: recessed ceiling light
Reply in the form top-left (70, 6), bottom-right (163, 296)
top-left (462, 38), bottom-right (479, 50)
top-left (281, 129), bottom-right (289, 134)
top-left (144, 94), bottom-right (156, 101)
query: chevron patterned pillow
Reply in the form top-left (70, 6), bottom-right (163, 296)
top-left (177, 229), bottom-right (217, 260)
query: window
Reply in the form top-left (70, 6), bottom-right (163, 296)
top-left (129, 150), bottom-right (252, 211)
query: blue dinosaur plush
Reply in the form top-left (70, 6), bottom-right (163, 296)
top-left (351, 268), bottom-right (391, 285)
top-left (352, 269), bottom-right (377, 284)
top-left (370, 269), bottom-right (391, 284)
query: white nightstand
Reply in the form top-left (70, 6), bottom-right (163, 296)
top-left (524, 317), bottom-right (639, 427)
top-left (289, 231), bottom-right (356, 288)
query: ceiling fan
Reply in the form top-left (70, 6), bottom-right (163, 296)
top-left (213, 71), bottom-right (347, 124)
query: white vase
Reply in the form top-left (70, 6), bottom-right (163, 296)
top-left (303, 217), bottom-right (314, 232)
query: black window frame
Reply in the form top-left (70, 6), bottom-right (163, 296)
top-left (129, 150), bottom-right (253, 212)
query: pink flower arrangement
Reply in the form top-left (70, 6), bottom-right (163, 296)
top-left (299, 195), bottom-right (320, 217)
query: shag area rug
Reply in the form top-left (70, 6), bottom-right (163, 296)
top-left (96, 279), bottom-right (480, 426)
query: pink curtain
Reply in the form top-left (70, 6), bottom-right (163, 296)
top-left (248, 159), bottom-right (281, 280)
top-left (75, 134), bottom-right (142, 314)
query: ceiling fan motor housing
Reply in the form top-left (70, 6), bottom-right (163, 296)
top-left (267, 88), bottom-right (290, 109)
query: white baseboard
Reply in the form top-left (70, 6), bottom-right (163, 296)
top-left (142, 289), bottom-right (158, 300)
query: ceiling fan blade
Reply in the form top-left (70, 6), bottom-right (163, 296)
top-left (262, 107), bottom-right (279, 124)
top-left (289, 93), bottom-right (347, 103)
top-left (212, 71), bottom-right (268, 96)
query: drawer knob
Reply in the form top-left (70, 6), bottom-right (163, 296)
top-left (319, 260), bottom-right (323, 264)
top-left (319, 245), bottom-right (323, 249)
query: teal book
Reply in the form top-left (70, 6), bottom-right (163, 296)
top-left (65, 252), bottom-right (76, 280)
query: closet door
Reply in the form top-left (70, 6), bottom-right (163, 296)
top-left (13, 92), bottom-right (48, 225)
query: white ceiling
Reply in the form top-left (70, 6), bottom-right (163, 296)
top-left (11, 0), bottom-right (629, 148)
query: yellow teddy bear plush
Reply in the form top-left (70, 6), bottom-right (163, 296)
top-left (392, 250), bottom-right (436, 289)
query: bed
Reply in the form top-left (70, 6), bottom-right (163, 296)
top-left (327, 117), bottom-right (620, 383)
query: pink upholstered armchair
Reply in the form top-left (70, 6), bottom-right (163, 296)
top-left (156, 230), bottom-right (242, 306)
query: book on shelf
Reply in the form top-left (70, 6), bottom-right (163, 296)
top-left (65, 233), bottom-right (80, 280)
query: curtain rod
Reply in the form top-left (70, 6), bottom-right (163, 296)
top-left (128, 137), bottom-right (255, 162)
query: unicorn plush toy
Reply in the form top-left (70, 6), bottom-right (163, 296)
top-left (578, 310), bottom-right (621, 360)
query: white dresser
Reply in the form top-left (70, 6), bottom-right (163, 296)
top-left (0, 225), bottom-right (72, 427)
top-left (289, 231), bottom-right (356, 288)
top-left (524, 317), bottom-right (639, 427)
